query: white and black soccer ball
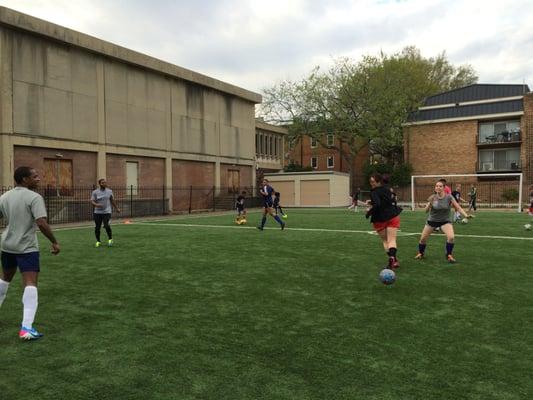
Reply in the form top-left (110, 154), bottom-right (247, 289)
top-left (525, 223), bottom-right (532, 231)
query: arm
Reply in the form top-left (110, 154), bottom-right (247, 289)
top-left (451, 198), bottom-right (469, 219)
top-left (90, 192), bottom-right (102, 208)
top-left (110, 195), bottom-right (121, 213)
top-left (425, 195), bottom-right (434, 213)
top-left (35, 217), bottom-right (60, 255)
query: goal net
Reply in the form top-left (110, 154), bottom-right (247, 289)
top-left (410, 173), bottom-right (524, 213)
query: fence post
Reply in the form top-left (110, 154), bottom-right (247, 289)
top-left (130, 185), bottom-right (133, 218)
top-left (188, 185), bottom-right (193, 214)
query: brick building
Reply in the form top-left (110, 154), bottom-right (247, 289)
top-left (404, 84), bottom-right (532, 196)
top-left (0, 7), bottom-right (262, 213)
top-left (287, 134), bottom-right (369, 188)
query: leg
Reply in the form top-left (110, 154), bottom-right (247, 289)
top-left (386, 227), bottom-right (399, 267)
top-left (102, 214), bottom-right (112, 240)
top-left (440, 223), bottom-right (456, 262)
top-left (258, 208), bottom-right (268, 230)
top-left (0, 252), bottom-right (18, 307)
top-left (416, 225), bottom-right (434, 258)
top-left (20, 256), bottom-right (40, 333)
top-left (268, 207), bottom-right (285, 227)
top-left (94, 213), bottom-right (103, 243)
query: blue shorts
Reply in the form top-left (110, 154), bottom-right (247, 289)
top-left (263, 199), bottom-right (273, 208)
top-left (1, 251), bottom-right (40, 273)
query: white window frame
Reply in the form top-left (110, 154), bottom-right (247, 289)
top-left (311, 156), bottom-right (318, 169)
top-left (327, 156), bottom-right (334, 168)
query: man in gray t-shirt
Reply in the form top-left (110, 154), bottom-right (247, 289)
top-left (0, 166), bottom-right (60, 340)
top-left (91, 178), bottom-right (120, 247)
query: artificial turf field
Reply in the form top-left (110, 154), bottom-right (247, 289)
top-left (1, 209), bottom-right (532, 400)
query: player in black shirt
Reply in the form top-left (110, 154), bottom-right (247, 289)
top-left (235, 191), bottom-right (247, 224)
top-left (273, 192), bottom-right (287, 219)
top-left (450, 184), bottom-right (466, 222)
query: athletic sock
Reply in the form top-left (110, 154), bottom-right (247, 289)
top-left (105, 227), bottom-right (112, 240)
top-left (418, 243), bottom-right (426, 254)
top-left (22, 286), bottom-right (38, 329)
top-left (261, 216), bottom-right (267, 228)
top-left (274, 215), bottom-right (283, 225)
top-left (388, 247), bottom-right (397, 258)
top-left (0, 279), bottom-right (9, 307)
top-left (446, 242), bottom-right (454, 256)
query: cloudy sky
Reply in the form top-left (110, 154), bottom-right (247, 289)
top-left (1, 0), bottom-right (532, 94)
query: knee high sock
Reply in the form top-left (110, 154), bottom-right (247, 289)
top-left (261, 216), bottom-right (267, 228)
top-left (0, 279), bottom-right (9, 307)
top-left (446, 242), bottom-right (454, 256)
top-left (22, 286), bottom-right (38, 329)
top-left (274, 215), bottom-right (283, 225)
top-left (418, 243), bottom-right (427, 254)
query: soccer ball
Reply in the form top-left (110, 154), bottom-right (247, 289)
top-left (379, 268), bottom-right (396, 285)
top-left (525, 223), bottom-right (532, 231)
top-left (282, 214), bottom-right (288, 219)
top-left (461, 218), bottom-right (468, 224)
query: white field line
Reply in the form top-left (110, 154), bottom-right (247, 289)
top-left (133, 222), bottom-right (533, 241)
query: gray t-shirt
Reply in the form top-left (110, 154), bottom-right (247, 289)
top-left (91, 188), bottom-right (113, 214)
top-left (0, 187), bottom-right (47, 254)
top-left (428, 194), bottom-right (453, 223)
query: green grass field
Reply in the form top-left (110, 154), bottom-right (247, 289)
top-left (1, 209), bottom-right (532, 400)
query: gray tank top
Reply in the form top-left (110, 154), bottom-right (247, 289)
top-left (428, 194), bottom-right (453, 222)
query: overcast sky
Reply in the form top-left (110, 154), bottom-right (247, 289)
top-left (1, 0), bottom-right (532, 94)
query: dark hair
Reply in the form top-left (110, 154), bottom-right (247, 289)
top-left (274, 192), bottom-right (280, 196)
top-left (98, 178), bottom-right (106, 184)
top-left (382, 174), bottom-right (390, 185)
top-left (370, 172), bottom-right (383, 183)
top-left (438, 178), bottom-right (447, 184)
top-left (14, 166), bottom-right (33, 184)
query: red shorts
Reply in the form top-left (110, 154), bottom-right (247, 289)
top-left (373, 216), bottom-right (400, 232)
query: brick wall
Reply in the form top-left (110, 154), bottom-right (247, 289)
top-left (172, 160), bottom-right (215, 211)
top-left (404, 120), bottom-right (479, 176)
top-left (13, 146), bottom-right (97, 187)
top-left (106, 154), bottom-right (165, 188)
top-left (522, 93), bottom-right (533, 184)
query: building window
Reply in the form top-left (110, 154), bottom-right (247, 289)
top-left (478, 120), bottom-right (521, 143)
top-left (310, 137), bottom-right (317, 148)
top-left (327, 134), bottom-right (334, 147)
top-left (327, 156), bottom-right (334, 168)
top-left (311, 157), bottom-right (318, 169)
top-left (478, 148), bottom-right (520, 171)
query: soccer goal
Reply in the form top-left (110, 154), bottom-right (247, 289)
top-left (410, 173), bottom-right (524, 212)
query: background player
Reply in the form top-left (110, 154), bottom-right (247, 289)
top-left (257, 179), bottom-right (285, 231)
top-left (273, 192), bottom-right (287, 219)
top-left (91, 179), bottom-right (120, 247)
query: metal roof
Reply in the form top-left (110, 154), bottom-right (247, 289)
top-left (424, 84), bottom-right (529, 106)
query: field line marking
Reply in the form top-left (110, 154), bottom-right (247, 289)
top-left (133, 222), bottom-right (533, 241)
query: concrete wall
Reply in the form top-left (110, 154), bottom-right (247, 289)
top-left (0, 8), bottom-right (260, 209)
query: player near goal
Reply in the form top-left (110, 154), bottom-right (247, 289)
top-left (415, 179), bottom-right (471, 263)
top-left (366, 173), bottom-right (402, 269)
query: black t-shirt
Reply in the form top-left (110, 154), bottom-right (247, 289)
top-left (451, 190), bottom-right (461, 202)
top-left (368, 186), bottom-right (401, 223)
top-left (236, 195), bottom-right (245, 208)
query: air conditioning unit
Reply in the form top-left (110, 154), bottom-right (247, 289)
top-left (481, 162), bottom-right (493, 171)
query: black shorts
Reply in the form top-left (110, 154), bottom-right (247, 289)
top-left (1, 251), bottom-right (40, 272)
top-left (236, 205), bottom-right (245, 212)
top-left (263, 200), bottom-right (273, 208)
top-left (426, 220), bottom-right (450, 228)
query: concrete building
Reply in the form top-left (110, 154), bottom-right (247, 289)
top-left (0, 7), bottom-right (261, 211)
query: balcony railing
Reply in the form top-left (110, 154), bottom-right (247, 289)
top-left (478, 129), bottom-right (521, 144)
top-left (478, 161), bottom-right (521, 172)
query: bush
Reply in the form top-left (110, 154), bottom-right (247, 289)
top-left (284, 162), bottom-right (313, 172)
top-left (501, 188), bottom-right (519, 201)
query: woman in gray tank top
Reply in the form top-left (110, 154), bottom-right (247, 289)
top-left (415, 180), bottom-right (471, 263)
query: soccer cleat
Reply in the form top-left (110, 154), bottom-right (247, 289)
top-left (414, 253), bottom-right (424, 260)
top-left (95, 241), bottom-right (101, 248)
top-left (447, 254), bottom-right (457, 263)
top-left (391, 259), bottom-right (400, 269)
top-left (19, 326), bottom-right (43, 340)
top-left (256, 226), bottom-right (263, 231)
top-left (108, 239), bottom-right (114, 247)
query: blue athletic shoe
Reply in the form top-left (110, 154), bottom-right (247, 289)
top-left (19, 326), bottom-right (44, 340)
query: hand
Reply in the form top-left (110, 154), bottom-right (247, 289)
top-left (51, 243), bottom-right (60, 255)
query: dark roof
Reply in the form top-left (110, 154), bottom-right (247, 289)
top-left (407, 84), bottom-right (530, 123)
top-left (424, 84), bottom-right (529, 106)
top-left (408, 99), bottom-right (523, 123)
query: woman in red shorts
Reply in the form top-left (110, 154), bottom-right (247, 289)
top-left (366, 173), bottom-right (402, 269)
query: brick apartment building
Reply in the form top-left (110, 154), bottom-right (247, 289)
top-left (287, 134), bottom-right (369, 188)
top-left (404, 84), bottom-right (532, 198)
top-left (0, 7), bottom-right (262, 213)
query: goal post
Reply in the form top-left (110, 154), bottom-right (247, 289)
top-left (410, 173), bottom-right (523, 213)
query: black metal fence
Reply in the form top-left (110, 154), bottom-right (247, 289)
top-left (0, 185), bottom-right (264, 226)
